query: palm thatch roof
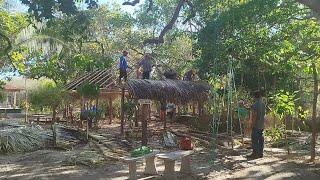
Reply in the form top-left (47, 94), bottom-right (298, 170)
top-left (126, 79), bottom-right (211, 104)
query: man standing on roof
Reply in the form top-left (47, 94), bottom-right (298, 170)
top-left (119, 51), bottom-right (129, 83)
top-left (247, 90), bottom-right (266, 159)
top-left (138, 53), bottom-right (152, 79)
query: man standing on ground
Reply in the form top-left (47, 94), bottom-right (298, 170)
top-left (247, 90), bottom-right (266, 159)
top-left (119, 51), bottom-right (129, 83)
top-left (138, 53), bottom-right (152, 79)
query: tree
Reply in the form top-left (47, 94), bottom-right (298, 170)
top-left (296, 0), bottom-right (320, 13)
top-left (9, 5), bottom-right (135, 84)
top-left (0, 3), bottom-right (28, 69)
top-left (197, 0), bottom-right (319, 161)
top-left (29, 81), bottom-right (68, 123)
top-left (20, 0), bottom-right (98, 20)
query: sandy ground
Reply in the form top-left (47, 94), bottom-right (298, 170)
top-left (1, 118), bottom-right (320, 180)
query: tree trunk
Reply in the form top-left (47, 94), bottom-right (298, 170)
top-left (52, 105), bottom-right (57, 123)
top-left (284, 115), bottom-right (290, 154)
top-left (63, 105), bottom-right (67, 118)
top-left (311, 62), bottom-right (318, 161)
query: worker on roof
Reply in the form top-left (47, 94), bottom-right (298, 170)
top-left (138, 53), bottom-right (152, 79)
top-left (119, 50), bottom-right (130, 83)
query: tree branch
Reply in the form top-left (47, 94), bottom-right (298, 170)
top-left (122, 0), bottom-right (140, 6)
top-left (183, 0), bottom-right (196, 24)
top-left (123, 0), bottom-right (153, 12)
top-left (147, 0), bottom-right (153, 12)
top-left (296, 0), bottom-right (320, 13)
top-left (144, 0), bottom-right (186, 45)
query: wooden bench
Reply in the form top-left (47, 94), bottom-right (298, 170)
top-left (156, 150), bottom-right (194, 178)
top-left (123, 150), bottom-right (160, 180)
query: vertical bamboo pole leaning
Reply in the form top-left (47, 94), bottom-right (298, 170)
top-left (120, 86), bottom-right (125, 136)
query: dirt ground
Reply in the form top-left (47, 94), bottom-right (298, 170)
top-left (1, 118), bottom-right (320, 180)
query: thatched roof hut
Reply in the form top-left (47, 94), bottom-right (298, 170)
top-left (126, 79), bottom-right (211, 104)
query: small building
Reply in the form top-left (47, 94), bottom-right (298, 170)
top-left (0, 84), bottom-right (24, 109)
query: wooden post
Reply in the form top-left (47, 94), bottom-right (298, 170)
top-left (198, 101), bottom-right (204, 117)
top-left (192, 102), bottom-right (196, 116)
top-left (141, 103), bottom-right (149, 146)
top-left (109, 98), bottom-right (113, 124)
top-left (120, 87), bottom-right (125, 136)
top-left (52, 123), bottom-right (57, 147)
top-left (164, 111), bottom-right (167, 130)
top-left (95, 97), bottom-right (99, 127)
top-left (134, 100), bottom-right (139, 127)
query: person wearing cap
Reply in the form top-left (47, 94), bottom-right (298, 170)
top-left (119, 51), bottom-right (129, 83)
top-left (247, 90), bottom-right (266, 159)
top-left (138, 53), bottom-right (152, 79)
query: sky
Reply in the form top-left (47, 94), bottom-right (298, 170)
top-left (100, 0), bottom-right (145, 13)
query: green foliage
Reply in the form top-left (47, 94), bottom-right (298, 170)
top-left (29, 81), bottom-right (68, 110)
top-left (123, 100), bottom-right (136, 125)
top-left (0, 7), bottom-right (28, 66)
top-left (271, 90), bottom-right (296, 118)
top-left (76, 82), bottom-right (100, 99)
top-left (197, 0), bottom-right (313, 92)
top-left (20, 0), bottom-right (98, 20)
top-left (265, 126), bottom-right (285, 142)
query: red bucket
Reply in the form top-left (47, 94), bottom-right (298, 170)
top-left (180, 137), bottom-right (193, 150)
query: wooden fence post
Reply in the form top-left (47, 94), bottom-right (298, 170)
top-left (109, 98), bottom-right (113, 124)
top-left (120, 87), bottom-right (125, 136)
top-left (141, 103), bottom-right (149, 146)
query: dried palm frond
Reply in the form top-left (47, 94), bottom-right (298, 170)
top-left (0, 126), bottom-right (45, 154)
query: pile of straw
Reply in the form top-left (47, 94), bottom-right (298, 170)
top-left (0, 126), bottom-right (45, 154)
top-left (65, 150), bottom-right (105, 167)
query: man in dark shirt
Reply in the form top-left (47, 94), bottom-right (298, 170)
top-left (247, 90), bottom-right (266, 159)
top-left (138, 53), bottom-right (152, 79)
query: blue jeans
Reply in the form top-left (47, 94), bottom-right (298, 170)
top-left (251, 128), bottom-right (264, 155)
